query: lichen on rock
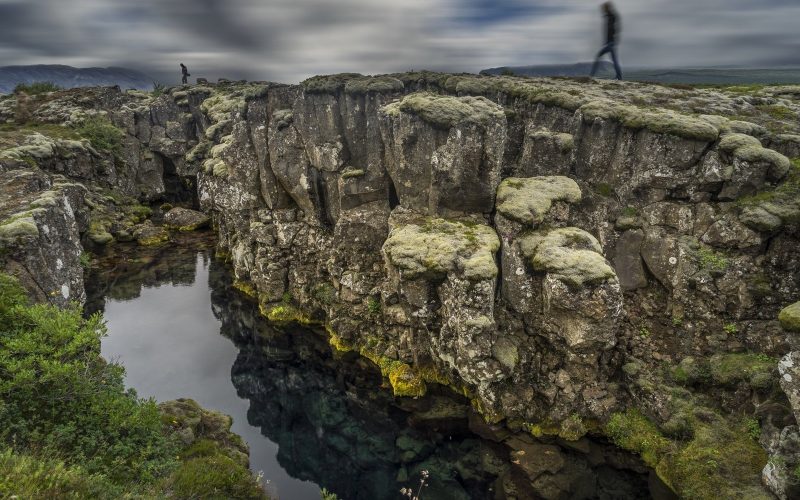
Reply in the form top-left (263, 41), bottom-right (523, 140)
top-left (496, 176), bottom-right (581, 226)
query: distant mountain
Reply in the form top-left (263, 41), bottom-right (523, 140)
top-left (481, 62), bottom-right (614, 78)
top-left (0, 65), bottom-right (155, 94)
top-left (480, 63), bottom-right (800, 85)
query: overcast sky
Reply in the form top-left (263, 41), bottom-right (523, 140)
top-left (0, 0), bottom-right (797, 84)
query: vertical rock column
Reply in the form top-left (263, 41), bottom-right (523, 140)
top-left (494, 176), bottom-right (622, 421)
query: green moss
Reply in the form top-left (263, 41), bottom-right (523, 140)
top-left (779, 301), bottom-right (800, 333)
top-left (302, 73), bottom-right (363, 94)
top-left (695, 246), bottom-right (729, 272)
top-left (719, 133), bottom-right (762, 153)
top-left (605, 409), bottom-right (673, 470)
top-left (359, 348), bottom-right (427, 398)
top-left (260, 303), bottom-right (314, 325)
top-left (367, 296), bottom-right (381, 314)
top-left (519, 227), bottom-right (616, 287)
top-left (233, 280), bottom-right (257, 299)
top-left (495, 176), bottom-right (582, 226)
top-left (709, 353), bottom-right (775, 387)
top-left (669, 422), bottom-right (769, 500)
top-left (580, 100), bottom-right (720, 142)
top-left (383, 216), bottom-right (500, 281)
top-left (0, 216), bottom-right (38, 243)
top-left (344, 76), bottom-right (404, 95)
top-left (341, 167), bottom-right (365, 179)
top-left (382, 92), bottom-right (505, 130)
top-left (595, 182), bottom-right (614, 197)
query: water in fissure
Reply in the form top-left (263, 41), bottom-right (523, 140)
top-left (85, 233), bottom-right (653, 500)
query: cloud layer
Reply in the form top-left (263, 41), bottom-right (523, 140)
top-left (0, 0), bottom-right (797, 84)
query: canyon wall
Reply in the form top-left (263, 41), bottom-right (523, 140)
top-left (2, 74), bottom-right (800, 497)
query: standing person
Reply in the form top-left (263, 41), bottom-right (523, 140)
top-left (180, 63), bottom-right (190, 84)
top-left (590, 2), bottom-right (622, 80)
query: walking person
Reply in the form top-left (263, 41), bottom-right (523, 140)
top-left (590, 2), bottom-right (623, 80)
top-left (180, 63), bottom-right (190, 84)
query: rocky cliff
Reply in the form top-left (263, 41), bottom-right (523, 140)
top-left (2, 73), bottom-right (800, 498)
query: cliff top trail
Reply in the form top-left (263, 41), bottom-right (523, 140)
top-left (2, 72), bottom-right (800, 498)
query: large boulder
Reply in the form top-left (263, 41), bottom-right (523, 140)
top-left (379, 92), bottom-right (506, 216)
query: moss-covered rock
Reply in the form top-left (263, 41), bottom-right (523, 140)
top-left (779, 301), bottom-right (800, 333)
top-left (132, 221), bottom-right (169, 246)
top-left (580, 100), bottom-right (720, 142)
top-left (383, 216), bottom-right (500, 281)
top-left (382, 92), bottom-right (505, 130)
top-left (301, 73), bottom-right (363, 94)
top-left (0, 216), bottom-right (39, 243)
top-left (495, 176), bottom-right (581, 226)
top-left (344, 76), bottom-right (404, 95)
top-left (519, 227), bottom-right (616, 287)
top-left (163, 207), bottom-right (210, 231)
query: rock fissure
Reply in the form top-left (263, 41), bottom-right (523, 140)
top-left (3, 73), bottom-right (800, 498)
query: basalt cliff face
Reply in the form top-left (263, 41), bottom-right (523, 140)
top-left (2, 73), bottom-right (800, 498)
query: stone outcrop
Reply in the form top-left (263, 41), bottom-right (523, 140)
top-left (3, 73), bottom-right (800, 497)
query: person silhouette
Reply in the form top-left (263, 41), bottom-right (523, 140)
top-left (590, 2), bottom-right (622, 80)
top-left (180, 63), bottom-right (190, 84)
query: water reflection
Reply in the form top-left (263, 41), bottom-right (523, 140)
top-left (85, 233), bottom-right (652, 500)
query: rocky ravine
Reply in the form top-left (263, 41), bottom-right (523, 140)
top-left (2, 73), bottom-right (800, 498)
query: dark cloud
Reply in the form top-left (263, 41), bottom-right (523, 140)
top-left (0, 0), bottom-right (796, 84)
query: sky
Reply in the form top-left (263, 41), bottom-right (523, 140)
top-left (0, 0), bottom-right (798, 84)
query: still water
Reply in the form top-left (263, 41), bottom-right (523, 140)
top-left (85, 233), bottom-right (652, 500)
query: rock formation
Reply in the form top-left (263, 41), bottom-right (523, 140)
top-left (2, 73), bottom-right (800, 497)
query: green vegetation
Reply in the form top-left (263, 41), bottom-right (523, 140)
top-left (302, 73), bottom-right (363, 94)
top-left (519, 227), bottom-right (616, 287)
top-left (696, 246), bottom-right (730, 272)
top-left (605, 407), bottom-right (769, 499)
top-left (367, 296), bottom-right (381, 315)
top-left (723, 323), bottom-right (738, 335)
top-left (13, 81), bottom-right (61, 95)
top-left (76, 116), bottom-right (124, 153)
top-left (382, 92), bottom-right (505, 130)
top-left (580, 99), bottom-right (720, 142)
top-left (495, 176), bottom-right (582, 226)
top-left (344, 76), bottom-right (404, 95)
top-left (0, 273), bottom-right (265, 498)
top-left (779, 301), bottom-right (800, 332)
top-left (152, 81), bottom-right (166, 97)
top-left (738, 158), bottom-right (800, 231)
top-left (383, 216), bottom-right (500, 282)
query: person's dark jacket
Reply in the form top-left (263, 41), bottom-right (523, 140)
top-left (605, 8), bottom-right (619, 44)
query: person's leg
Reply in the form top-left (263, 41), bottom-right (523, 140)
top-left (610, 44), bottom-right (623, 80)
top-left (590, 44), bottom-right (612, 77)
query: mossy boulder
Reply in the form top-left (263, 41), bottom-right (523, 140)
top-left (163, 207), bottom-right (210, 232)
top-left (383, 216), bottom-right (500, 281)
top-left (519, 227), bottom-right (616, 287)
top-left (382, 92), bottom-right (505, 130)
top-left (720, 133), bottom-right (791, 180)
top-left (779, 301), bottom-right (800, 333)
top-left (495, 176), bottom-right (581, 226)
